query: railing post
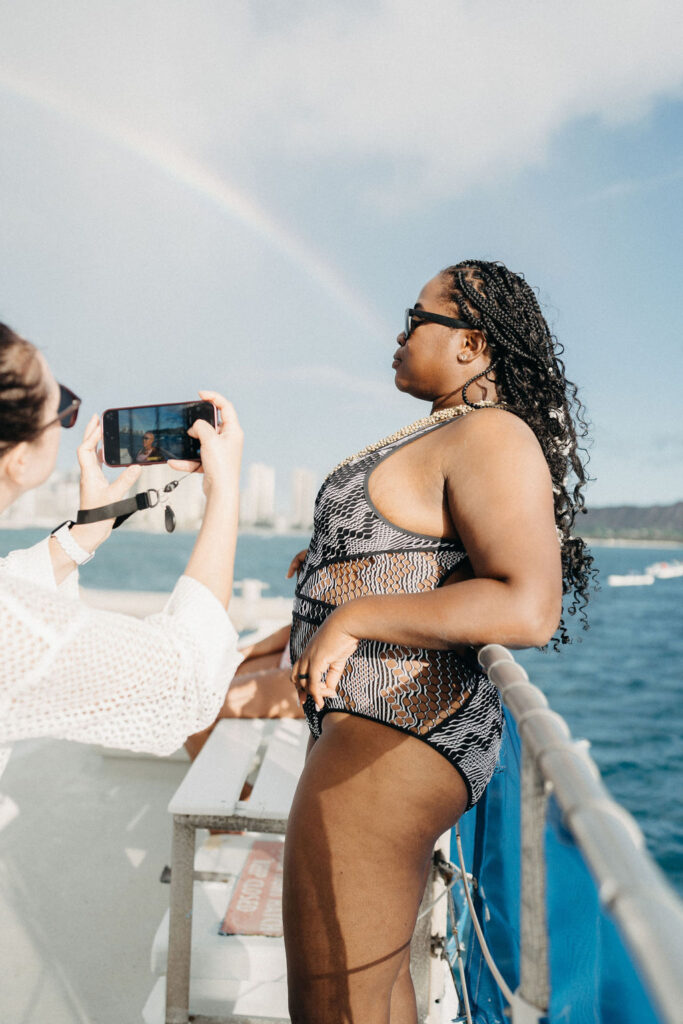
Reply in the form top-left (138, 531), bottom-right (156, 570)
top-left (478, 644), bottom-right (551, 1024)
top-left (165, 818), bottom-right (196, 1024)
top-left (411, 831), bottom-right (450, 1024)
top-left (411, 869), bottom-right (433, 1023)
top-left (477, 643), bottom-right (683, 1024)
top-left (518, 745), bottom-right (550, 1016)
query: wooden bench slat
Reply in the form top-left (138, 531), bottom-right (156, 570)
top-left (168, 720), bottom-right (266, 816)
top-left (234, 721), bottom-right (308, 822)
top-left (160, 718), bottom-right (310, 1022)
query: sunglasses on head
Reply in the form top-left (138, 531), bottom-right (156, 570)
top-left (404, 308), bottom-right (471, 340)
top-left (42, 384), bottom-right (81, 431)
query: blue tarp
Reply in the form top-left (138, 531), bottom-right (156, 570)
top-left (453, 708), bottom-right (662, 1024)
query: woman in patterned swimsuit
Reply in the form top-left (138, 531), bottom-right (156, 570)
top-left (284, 260), bottom-right (593, 1023)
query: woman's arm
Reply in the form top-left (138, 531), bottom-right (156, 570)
top-left (49, 415), bottom-right (142, 586)
top-left (345, 411), bottom-right (561, 647)
top-left (292, 411), bottom-right (563, 707)
top-left (0, 571), bottom-right (243, 755)
top-left (239, 624), bottom-right (291, 662)
top-left (0, 391), bottom-right (246, 752)
top-left (0, 411), bottom-right (134, 591)
top-left (179, 391), bottom-right (242, 607)
top-left (0, 540), bottom-right (74, 592)
top-left (38, 391), bottom-right (243, 604)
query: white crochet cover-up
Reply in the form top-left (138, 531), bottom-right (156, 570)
top-left (0, 537), bottom-right (242, 780)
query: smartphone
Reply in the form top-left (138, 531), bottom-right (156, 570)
top-left (102, 400), bottom-right (217, 467)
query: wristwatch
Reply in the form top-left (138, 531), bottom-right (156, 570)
top-left (50, 520), bottom-right (95, 566)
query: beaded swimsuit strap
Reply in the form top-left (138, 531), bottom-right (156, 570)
top-left (325, 401), bottom-right (504, 481)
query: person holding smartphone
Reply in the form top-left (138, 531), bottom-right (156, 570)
top-left (0, 322), bottom-right (244, 778)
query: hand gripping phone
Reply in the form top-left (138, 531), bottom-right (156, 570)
top-left (102, 400), bottom-right (217, 467)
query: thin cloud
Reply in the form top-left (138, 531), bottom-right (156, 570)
top-left (0, 68), bottom-right (390, 340)
top-left (1, 1), bottom-right (682, 208)
top-left (581, 167), bottom-right (683, 204)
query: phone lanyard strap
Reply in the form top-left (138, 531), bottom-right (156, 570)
top-left (76, 488), bottom-right (161, 530)
top-left (75, 472), bottom-right (192, 532)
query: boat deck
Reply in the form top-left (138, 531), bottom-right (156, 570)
top-left (0, 737), bottom-right (189, 1024)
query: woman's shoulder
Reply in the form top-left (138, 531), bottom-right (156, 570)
top-left (442, 405), bottom-right (536, 444)
top-left (438, 406), bottom-right (545, 472)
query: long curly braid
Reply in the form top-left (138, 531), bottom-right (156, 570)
top-left (0, 324), bottom-right (47, 455)
top-left (442, 260), bottom-right (595, 647)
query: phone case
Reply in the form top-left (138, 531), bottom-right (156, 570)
top-left (102, 400), bottom-right (217, 467)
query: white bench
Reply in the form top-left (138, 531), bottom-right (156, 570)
top-left (144, 717), bottom-right (457, 1024)
top-left (150, 834), bottom-right (287, 983)
top-left (144, 718), bottom-right (307, 1024)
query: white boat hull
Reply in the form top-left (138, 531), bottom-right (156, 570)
top-left (607, 574), bottom-right (655, 587)
top-left (646, 562), bottom-right (683, 579)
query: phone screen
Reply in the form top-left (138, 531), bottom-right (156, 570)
top-left (102, 400), bottom-right (216, 467)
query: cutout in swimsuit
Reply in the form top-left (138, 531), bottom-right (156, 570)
top-left (290, 420), bottom-right (503, 809)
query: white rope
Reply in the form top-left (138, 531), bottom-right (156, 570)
top-left (418, 826), bottom-right (517, 1017)
top-left (414, 863), bottom-right (463, 920)
top-left (454, 822), bottom-right (515, 1006)
top-left (446, 884), bottom-right (474, 1024)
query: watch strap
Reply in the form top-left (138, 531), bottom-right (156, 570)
top-left (50, 521), bottom-right (94, 566)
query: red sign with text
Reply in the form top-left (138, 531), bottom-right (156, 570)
top-left (220, 840), bottom-right (284, 936)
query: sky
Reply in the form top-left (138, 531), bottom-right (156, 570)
top-left (0, 0), bottom-right (682, 511)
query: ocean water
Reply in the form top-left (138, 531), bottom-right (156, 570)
top-left (1, 528), bottom-right (682, 895)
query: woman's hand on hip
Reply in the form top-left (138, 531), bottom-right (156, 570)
top-left (291, 607), bottom-right (360, 710)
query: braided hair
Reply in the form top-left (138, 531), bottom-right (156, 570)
top-left (441, 260), bottom-right (595, 647)
top-left (0, 324), bottom-right (47, 455)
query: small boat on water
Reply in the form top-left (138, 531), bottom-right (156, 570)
top-left (645, 559), bottom-right (683, 579)
top-left (608, 572), bottom-right (655, 587)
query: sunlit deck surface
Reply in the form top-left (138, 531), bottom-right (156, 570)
top-left (0, 738), bottom-right (188, 1024)
top-left (0, 595), bottom-right (295, 1024)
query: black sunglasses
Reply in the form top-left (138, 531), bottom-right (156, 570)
top-left (404, 308), bottom-right (471, 340)
top-left (42, 384), bottom-right (82, 431)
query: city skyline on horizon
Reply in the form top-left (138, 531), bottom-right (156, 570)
top-left (1, 462), bottom-right (319, 533)
top-left (2, 460), bottom-right (680, 541)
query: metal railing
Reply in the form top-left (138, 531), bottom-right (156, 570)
top-left (478, 644), bottom-right (683, 1024)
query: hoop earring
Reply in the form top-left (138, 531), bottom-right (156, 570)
top-left (462, 361), bottom-right (498, 407)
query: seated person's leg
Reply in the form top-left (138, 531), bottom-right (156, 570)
top-left (185, 625), bottom-right (301, 759)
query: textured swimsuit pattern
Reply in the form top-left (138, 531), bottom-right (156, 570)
top-left (289, 422), bottom-right (503, 809)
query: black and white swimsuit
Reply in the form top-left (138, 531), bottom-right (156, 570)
top-left (289, 419), bottom-right (503, 809)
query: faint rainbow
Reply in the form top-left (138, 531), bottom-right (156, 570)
top-left (0, 70), bottom-right (389, 338)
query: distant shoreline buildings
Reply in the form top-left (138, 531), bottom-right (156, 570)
top-left (3, 475), bottom-right (681, 543)
top-left (0, 463), bottom-right (318, 534)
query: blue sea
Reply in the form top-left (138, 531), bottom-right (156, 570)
top-left (1, 528), bottom-right (682, 896)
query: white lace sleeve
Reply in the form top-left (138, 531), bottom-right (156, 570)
top-left (0, 536), bottom-right (81, 599)
top-left (0, 573), bottom-right (243, 756)
top-left (0, 537), bottom-right (60, 590)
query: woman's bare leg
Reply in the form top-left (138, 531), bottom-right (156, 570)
top-left (283, 712), bottom-right (468, 1024)
top-left (184, 652), bottom-right (302, 759)
top-left (388, 950), bottom-right (419, 1024)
